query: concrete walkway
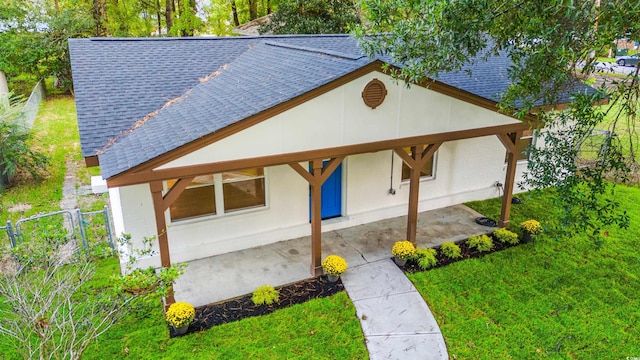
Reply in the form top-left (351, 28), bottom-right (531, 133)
top-left (175, 204), bottom-right (490, 307)
top-left (341, 259), bottom-right (448, 360)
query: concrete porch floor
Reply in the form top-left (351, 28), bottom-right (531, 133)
top-left (173, 204), bottom-right (492, 307)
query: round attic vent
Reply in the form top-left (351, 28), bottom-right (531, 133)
top-left (361, 78), bottom-right (387, 109)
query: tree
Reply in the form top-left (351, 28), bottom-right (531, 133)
top-left (259, 0), bottom-right (360, 34)
top-left (0, 1), bottom-right (94, 93)
top-left (358, 1), bottom-right (639, 242)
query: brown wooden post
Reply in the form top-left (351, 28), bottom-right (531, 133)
top-left (497, 132), bottom-right (522, 228)
top-left (150, 181), bottom-right (175, 306)
top-left (288, 157), bottom-right (344, 276)
top-left (394, 144), bottom-right (442, 245)
top-left (406, 146), bottom-right (421, 244)
top-left (309, 159), bottom-right (323, 276)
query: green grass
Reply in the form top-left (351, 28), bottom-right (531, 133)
top-left (0, 95), bottom-right (368, 359)
top-left (0, 255), bottom-right (368, 360)
top-left (597, 57), bottom-right (615, 63)
top-left (410, 187), bottom-right (640, 359)
top-left (0, 96), bottom-right (94, 223)
top-left (82, 288), bottom-right (366, 359)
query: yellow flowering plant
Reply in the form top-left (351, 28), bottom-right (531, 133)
top-left (322, 255), bottom-right (348, 276)
top-left (391, 240), bottom-right (416, 260)
top-left (520, 219), bottom-right (542, 234)
top-left (165, 302), bottom-right (195, 328)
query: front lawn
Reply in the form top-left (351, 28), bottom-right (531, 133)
top-left (78, 256), bottom-right (367, 359)
top-left (410, 187), bottom-right (640, 358)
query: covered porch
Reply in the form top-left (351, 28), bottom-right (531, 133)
top-left (173, 204), bottom-right (492, 307)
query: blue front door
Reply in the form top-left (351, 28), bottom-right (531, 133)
top-left (310, 162), bottom-right (342, 220)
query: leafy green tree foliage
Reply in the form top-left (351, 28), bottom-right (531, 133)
top-left (0, 1), bottom-right (94, 93)
top-left (259, 0), bottom-right (360, 34)
top-left (205, 0), bottom-right (276, 35)
top-left (0, 94), bottom-right (47, 189)
top-left (0, 0), bottom-right (206, 93)
top-left (358, 1), bottom-right (638, 243)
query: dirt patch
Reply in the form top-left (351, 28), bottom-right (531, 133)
top-left (0, 253), bottom-right (18, 275)
top-left (6, 203), bottom-right (32, 213)
top-left (172, 276), bottom-right (344, 337)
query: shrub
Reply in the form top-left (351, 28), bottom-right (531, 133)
top-left (440, 242), bottom-right (462, 259)
top-left (321, 255), bottom-right (348, 276)
top-left (520, 219), bottom-right (542, 234)
top-left (166, 302), bottom-right (195, 328)
top-left (411, 247), bottom-right (437, 270)
top-left (493, 228), bottom-right (519, 245)
top-left (113, 234), bottom-right (187, 297)
top-left (468, 234), bottom-right (493, 252)
top-left (252, 285), bottom-right (280, 305)
top-left (391, 240), bottom-right (416, 260)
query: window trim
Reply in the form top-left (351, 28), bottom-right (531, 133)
top-left (166, 168), bottom-right (268, 223)
top-left (400, 151), bottom-right (437, 183)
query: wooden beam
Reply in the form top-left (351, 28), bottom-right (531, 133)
top-left (496, 133), bottom-right (518, 154)
top-left (498, 132), bottom-right (522, 228)
top-left (394, 147), bottom-right (417, 168)
top-left (150, 181), bottom-right (175, 306)
top-left (288, 158), bottom-right (344, 276)
top-left (288, 162), bottom-right (314, 183)
top-left (407, 158), bottom-right (421, 244)
top-left (318, 156), bottom-right (344, 183)
top-left (397, 143), bottom-right (442, 244)
top-left (310, 160), bottom-right (323, 276)
top-left (161, 177), bottom-right (194, 211)
top-left (107, 122), bottom-right (529, 188)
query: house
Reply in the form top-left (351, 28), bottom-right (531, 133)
top-left (69, 35), bottom-right (590, 304)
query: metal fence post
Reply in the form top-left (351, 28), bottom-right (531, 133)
top-left (5, 220), bottom-right (16, 248)
top-left (77, 209), bottom-right (89, 250)
top-left (103, 205), bottom-right (114, 250)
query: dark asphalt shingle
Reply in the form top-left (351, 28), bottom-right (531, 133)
top-left (69, 34), bottom-right (595, 180)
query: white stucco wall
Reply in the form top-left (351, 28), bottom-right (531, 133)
top-left (158, 71), bottom-right (519, 169)
top-left (113, 70), bottom-right (530, 266)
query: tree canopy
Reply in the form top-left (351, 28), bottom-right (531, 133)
top-left (258, 0), bottom-right (360, 34)
top-left (358, 0), bottom-right (640, 242)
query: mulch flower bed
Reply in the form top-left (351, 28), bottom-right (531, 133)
top-left (398, 235), bottom-right (527, 273)
top-left (171, 276), bottom-right (344, 337)
top-left (171, 233), bottom-right (530, 337)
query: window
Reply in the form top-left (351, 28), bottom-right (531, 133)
top-left (168, 168), bottom-right (266, 221)
top-left (401, 147), bottom-right (436, 181)
top-left (222, 168), bottom-right (265, 212)
top-left (506, 130), bottom-right (535, 162)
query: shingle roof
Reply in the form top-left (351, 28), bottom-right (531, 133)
top-left (69, 34), bottom-right (593, 179)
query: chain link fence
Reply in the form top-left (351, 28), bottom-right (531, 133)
top-left (16, 80), bottom-right (45, 130)
top-left (1, 206), bottom-right (114, 255)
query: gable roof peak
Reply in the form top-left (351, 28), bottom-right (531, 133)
top-left (264, 40), bottom-right (367, 61)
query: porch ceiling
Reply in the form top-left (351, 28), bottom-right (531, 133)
top-left (173, 204), bottom-right (491, 307)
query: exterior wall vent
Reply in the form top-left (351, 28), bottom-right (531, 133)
top-left (361, 78), bottom-right (387, 109)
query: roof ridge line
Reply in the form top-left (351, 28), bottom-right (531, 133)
top-left (82, 34), bottom-right (353, 42)
top-left (263, 40), bottom-right (366, 61)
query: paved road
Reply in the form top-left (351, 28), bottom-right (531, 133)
top-left (593, 61), bottom-right (639, 76)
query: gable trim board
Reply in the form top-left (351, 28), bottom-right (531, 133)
top-left (99, 62), bottom-right (535, 186)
